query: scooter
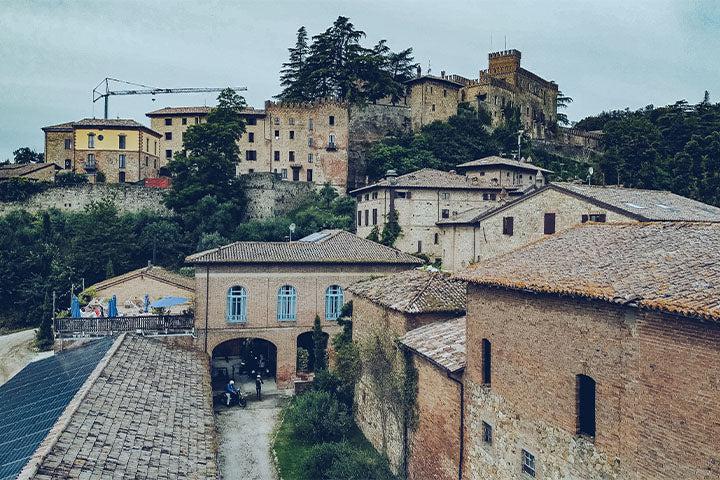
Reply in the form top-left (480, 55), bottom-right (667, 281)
top-left (213, 390), bottom-right (247, 408)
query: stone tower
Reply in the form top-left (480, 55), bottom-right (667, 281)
top-left (487, 49), bottom-right (522, 86)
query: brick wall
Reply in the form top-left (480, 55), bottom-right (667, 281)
top-left (464, 284), bottom-right (720, 479)
top-left (408, 356), bottom-right (462, 480)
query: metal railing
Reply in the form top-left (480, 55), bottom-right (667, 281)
top-left (54, 314), bottom-right (194, 338)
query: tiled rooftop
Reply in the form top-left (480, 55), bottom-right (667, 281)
top-left (456, 222), bottom-right (720, 322)
top-left (41, 122), bottom-right (74, 132)
top-left (456, 156), bottom-right (553, 173)
top-left (554, 182), bottom-right (720, 222)
top-left (72, 118), bottom-right (150, 129)
top-left (186, 229), bottom-right (423, 265)
top-left (90, 265), bottom-right (195, 292)
top-left (347, 269), bottom-right (466, 314)
top-left (30, 335), bottom-right (217, 479)
top-left (145, 106), bottom-right (212, 116)
top-left (351, 168), bottom-right (516, 194)
top-left (400, 317), bottom-right (466, 373)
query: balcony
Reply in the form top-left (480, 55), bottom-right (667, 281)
top-left (84, 161), bottom-right (97, 171)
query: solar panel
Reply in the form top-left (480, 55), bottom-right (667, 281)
top-left (0, 337), bottom-right (114, 480)
top-left (298, 231), bottom-right (332, 243)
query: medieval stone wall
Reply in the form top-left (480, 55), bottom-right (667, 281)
top-left (0, 183), bottom-right (170, 216)
top-left (238, 172), bottom-right (314, 221)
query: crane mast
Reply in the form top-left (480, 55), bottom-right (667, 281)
top-left (92, 78), bottom-right (247, 119)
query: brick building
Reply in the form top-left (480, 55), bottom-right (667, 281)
top-left (348, 269), bottom-right (466, 477)
top-left (0, 163), bottom-right (60, 181)
top-left (406, 50), bottom-right (559, 139)
top-left (456, 222), bottom-right (720, 479)
top-left (186, 229), bottom-right (421, 389)
top-left (42, 118), bottom-right (162, 183)
top-left (352, 168), bottom-right (523, 260)
top-left (439, 182), bottom-right (720, 271)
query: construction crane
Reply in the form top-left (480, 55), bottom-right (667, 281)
top-left (92, 78), bottom-right (247, 119)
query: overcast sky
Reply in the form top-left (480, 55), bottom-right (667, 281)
top-left (1, 0), bottom-right (718, 161)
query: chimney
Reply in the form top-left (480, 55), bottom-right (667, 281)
top-left (416, 65), bottom-right (422, 78)
top-left (441, 70), bottom-right (446, 78)
top-left (386, 169), bottom-right (398, 185)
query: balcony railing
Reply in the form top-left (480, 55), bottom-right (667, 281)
top-left (54, 314), bottom-right (194, 338)
top-left (84, 161), bottom-right (97, 171)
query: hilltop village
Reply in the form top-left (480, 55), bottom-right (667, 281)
top-left (0, 24), bottom-right (719, 480)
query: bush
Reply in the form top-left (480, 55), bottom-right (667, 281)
top-left (55, 172), bottom-right (88, 186)
top-left (285, 390), bottom-right (351, 443)
top-left (301, 442), bottom-right (394, 480)
top-left (0, 178), bottom-right (50, 202)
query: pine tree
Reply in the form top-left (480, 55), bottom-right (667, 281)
top-left (312, 314), bottom-right (328, 371)
top-left (277, 27), bottom-right (310, 102)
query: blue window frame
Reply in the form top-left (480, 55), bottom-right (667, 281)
top-left (227, 286), bottom-right (247, 323)
top-left (277, 285), bottom-right (297, 321)
top-left (325, 285), bottom-right (344, 320)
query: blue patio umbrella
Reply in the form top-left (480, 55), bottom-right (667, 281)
top-left (143, 294), bottom-right (150, 313)
top-left (71, 295), bottom-right (81, 318)
top-left (150, 296), bottom-right (189, 309)
top-left (108, 295), bottom-right (118, 317)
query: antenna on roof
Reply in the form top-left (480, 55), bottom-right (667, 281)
top-left (427, 60), bottom-right (431, 75)
top-left (504, 35), bottom-right (507, 49)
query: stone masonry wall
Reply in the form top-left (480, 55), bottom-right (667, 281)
top-left (239, 172), bottom-right (314, 221)
top-left (0, 184), bottom-right (170, 216)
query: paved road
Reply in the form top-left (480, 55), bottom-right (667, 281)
top-left (0, 329), bottom-right (53, 386)
top-left (216, 380), bottom-right (291, 480)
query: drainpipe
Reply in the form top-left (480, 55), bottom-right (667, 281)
top-left (447, 371), bottom-right (465, 480)
top-left (204, 265), bottom-right (210, 353)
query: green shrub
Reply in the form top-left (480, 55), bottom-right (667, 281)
top-left (0, 178), bottom-right (50, 202)
top-left (301, 442), bottom-right (395, 480)
top-left (55, 172), bottom-right (88, 186)
top-left (285, 390), bottom-right (351, 443)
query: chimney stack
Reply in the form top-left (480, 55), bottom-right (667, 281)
top-left (386, 169), bottom-right (398, 185)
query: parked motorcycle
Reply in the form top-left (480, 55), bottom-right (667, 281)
top-left (213, 390), bottom-right (247, 408)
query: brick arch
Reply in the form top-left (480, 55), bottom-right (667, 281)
top-left (206, 331), bottom-right (281, 356)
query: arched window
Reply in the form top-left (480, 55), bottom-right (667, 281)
top-left (325, 285), bottom-right (344, 320)
top-left (277, 285), bottom-right (297, 321)
top-left (226, 286), bottom-right (247, 323)
top-left (576, 374), bottom-right (596, 437)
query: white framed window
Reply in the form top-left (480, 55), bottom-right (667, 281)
top-left (325, 285), bottom-right (344, 320)
top-left (118, 154), bottom-right (126, 169)
top-left (308, 153), bottom-right (313, 163)
top-left (522, 449), bottom-right (536, 477)
top-left (87, 133), bottom-right (95, 149)
top-left (281, 168), bottom-right (288, 179)
top-left (277, 285), bottom-right (297, 321)
top-left (227, 286), bottom-right (247, 323)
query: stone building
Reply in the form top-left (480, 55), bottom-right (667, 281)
top-left (405, 50), bottom-right (559, 139)
top-left (186, 229), bottom-right (421, 388)
top-left (352, 168), bottom-right (522, 260)
top-left (347, 269), bottom-right (466, 477)
top-left (42, 118), bottom-right (162, 183)
top-left (146, 106), bottom-right (211, 163)
top-left (0, 163), bottom-right (60, 181)
top-left (455, 155), bottom-right (552, 189)
top-left (455, 222), bottom-right (720, 480)
top-left (439, 182), bottom-right (720, 271)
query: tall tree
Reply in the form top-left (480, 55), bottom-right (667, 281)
top-left (312, 315), bottom-right (328, 371)
top-left (13, 147), bottom-right (44, 164)
top-left (277, 27), bottom-right (310, 102)
top-left (556, 90), bottom-right (573, 126)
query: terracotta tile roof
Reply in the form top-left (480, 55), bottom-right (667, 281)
top-left (456, 222), bottom-right (720, 322)
top-left (29, 335), bottom-right (218, 479)
top-left (72, 118), bottom-right (147, 128)
top-left (41, 121), bottom-right (74, 132)
top-left (456, 156), bottom-right (553, 173)
top-left (400, 317), bottom-right (466, 373)
top-left (347, 269), bottom-right (466, 314)
top-left (351, 168), bottom-right (515, 194)
top-left (186, 229), bottom-right (423, 265)
top-left (553, 182), bottom-right (720, 222)
top-left (89, 265), bottom-right (195, 292)
top-left (0, 163), bottom-right (59, 179)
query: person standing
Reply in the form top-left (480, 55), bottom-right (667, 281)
top-left (255, 374), bottom-right (264, 400)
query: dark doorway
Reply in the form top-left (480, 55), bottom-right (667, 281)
top-left (211, 338), bottom-right (277, 391)
top-left (296, 331), bottom-right (329, 373)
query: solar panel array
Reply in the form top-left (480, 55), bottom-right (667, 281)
top-left (0, 337), bottom-right (114, 480)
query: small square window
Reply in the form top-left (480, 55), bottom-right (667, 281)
top-left (248, 132), bottom-right (255, 143)
top-left (165, 149), bottom-right (172, 159)
top-left (64, 139), bottom-right (72, 149)
top-left (482, 422), bottom-right (492, 444)
top-left (288, 117), bottom-right (295, 125)
top-left (281, 168), bottom-right (287, 179)
top-left (274, 130), bottom-right (280, 140)
top-left (308, 153), bottom-right (313, 163)
top-left (164, 118), bottom-right (172, 126)
top-left (432, 104), bottom-right (436, 112)
top-left (289, 130), bottom-right (295, 140)
top-left (165, 132), bottom-right (172, 140)
top-left (182, 117), bottom-right (187, 125)
top-left (274, 151), bottom-right (280, 161)
top-left (329, 115), bottom-right (335, 126)
top-left (522, 450), bottom-right (536, 477)
top-left (441, 209), bottom-right (450, 219)
top-left (274, 117), bottom-right (280, 125)
top-left (289, 151), bottom-right (295, 162)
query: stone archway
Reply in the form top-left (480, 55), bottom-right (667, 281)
top-left (211, 337), bottom-right (278, 392)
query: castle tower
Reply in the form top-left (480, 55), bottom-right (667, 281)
top-left (487, 49), bottom-right (521, 86)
